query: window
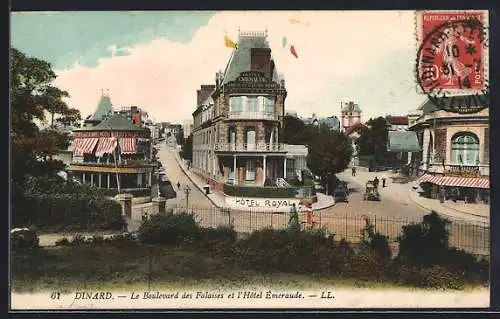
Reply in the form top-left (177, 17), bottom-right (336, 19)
top-left (263, 96), bottom-right (275, 114)
top-left (246, 159), bottom-right (256, 181)
top-left (246, 128), bottom-right (255, 150)
top-left (451, 133), bottom-right (479, 165)
top-left (247, 96), bottom-right (259, 112)
top-left (229, 127), bottom-right (236, 151)
top-left (229, 96), bottom-right (244, 113)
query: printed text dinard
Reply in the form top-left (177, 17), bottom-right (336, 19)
top-left (73, 291), bottom-right (336, 300)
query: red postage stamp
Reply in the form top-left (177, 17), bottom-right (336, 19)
top-left (416, 10), bottom-right (488, 95)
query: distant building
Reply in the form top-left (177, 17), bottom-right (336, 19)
top-left (386, 115), bottom-right (409, 131)
top-left (182, 119), bottom-right (193, 139)
top-left (166, 123), bottom-right (184, 144)
top-left (319, 116), bottom-right (341, 132)
top-left (341, 101), bottom-right (362, 132)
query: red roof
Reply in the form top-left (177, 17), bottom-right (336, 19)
top-left (344, 122), bottom-right (366, 135)
top-left (387, 116), bottom-right (408, 125)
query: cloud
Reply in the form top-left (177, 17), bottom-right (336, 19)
top-left (53, 11), bottom-right (426, 124)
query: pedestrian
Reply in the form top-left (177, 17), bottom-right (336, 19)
top-left (381, 175), bottom-right (387, 188)
top-left (306, 204), bottom-right (315, 229)
top-left (373, 176), bottom-right (379, 189)
top-left (288, 203), bottom-right (299, 229)
top-left (177, 181), bottom-right (181, 190)
top-left (351, 166), bottom-right (356, 177)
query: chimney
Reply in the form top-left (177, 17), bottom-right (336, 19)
top-left (269, 60), bottom-right (275, 81)
top-left (197, 89), bottom-right (202, 106)
top-left (200, 85), bottom-right (216, 104)
top-left (250, 48), bottom-right (271, 77)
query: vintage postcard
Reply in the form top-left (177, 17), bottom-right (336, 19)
top-left (10, 10), bottom-right (490, 310)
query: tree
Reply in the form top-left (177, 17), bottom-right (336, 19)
top-left (11, 47), bottom-right (81, 185)
top-left (307, 130), bottom-right (353, 180)
top-left (280, 115), bottom-right (316, 146)
top-left (180, 133), bottom-right (193, 161)
top-left (355, 117), bottom-right (389, 157)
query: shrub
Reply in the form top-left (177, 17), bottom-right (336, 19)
top-left (12, 176), bottom-right (126, 232)
top-left (343, 251), bottom-right (391, 282)
top-left (397, 265), bottom-right (465, 290)
top-left (11, 228), bottom-right (39, 250)
top-left (138, 212), bottom-right (202, 246)
top-left (397, 211), bottom-right (450, 267)
top-left (70, 234), bottom-right (87, 245)
top-left (360, 217), bottom-right (392, 260)
top-left (55, 237), bottom-right (70, 246)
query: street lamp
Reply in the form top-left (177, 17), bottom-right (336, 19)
top-left (183, 185), bottom-right (191, 208)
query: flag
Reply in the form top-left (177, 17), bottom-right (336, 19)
top-left (282, 36), bottom-right (287, 48)
top-left (290, 45), bottom-right (298, 58)
top-left (224, 35), bottom-right (237, 49)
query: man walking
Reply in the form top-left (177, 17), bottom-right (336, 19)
top-left (351, 166), bottom-right (356, 177)
top-left (373, 176), bottom-right (379, 189)
top-left (177, 181), bottom-right (181, 190)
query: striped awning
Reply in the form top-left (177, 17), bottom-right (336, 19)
top-left (73, 138), bottom-right (99, 157)
top-left (439, 176), bottom-right (489, 189)
top-left (94, 137), bottom-right (118, 157)
top-left (418, 174), bottom-right (489, 189)
top-left (418, 174), bottom-right (443, 184)
top-left (119, 137), bottom-right (137, 154)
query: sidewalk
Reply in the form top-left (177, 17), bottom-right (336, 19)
top-left (171, 146), bottom-right (334, 211)
top-left (408, 188), bottom-right (489, 223)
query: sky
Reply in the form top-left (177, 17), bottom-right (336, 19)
top-left (11, 11), bottom-right (428, 124)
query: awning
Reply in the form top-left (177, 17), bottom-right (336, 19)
top-left (95, 137), bottom-right (118, 157)
top-left (418, 174), bottom-right (443, 184)
top-left (439, 176), bottom-right (490, 189)
top-left (418, 174), bottom-right (489, 189)
top-left (387, 131), bottom-right (421, 152)
top-left (73, 138), bottom-right (99, 157)
top-left (119, 137), bottom-right (137, 154)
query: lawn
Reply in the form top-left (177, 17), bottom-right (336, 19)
top-left (11, 242), bottom-right (485, 293)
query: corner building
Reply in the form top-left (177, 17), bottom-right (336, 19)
top-left (192, 31), bottom-right (301, 190)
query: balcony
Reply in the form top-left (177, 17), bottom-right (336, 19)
top-left (214, 143), bottom-right (285, 152)
top-left (227, 111), bottom-right (277, 121)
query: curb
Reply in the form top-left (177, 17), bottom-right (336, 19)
top-left (407, 189), bottom-right (489, 221)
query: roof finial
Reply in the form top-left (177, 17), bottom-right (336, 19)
top-left (265, 27), bottom-right (268, 37)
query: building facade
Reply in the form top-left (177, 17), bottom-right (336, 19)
top-left (408, 96), bottom-right (489, 203)
top-left (67, 93), bottom-right (154, 194)
top-left (191, 31), bottom-right (309, 190)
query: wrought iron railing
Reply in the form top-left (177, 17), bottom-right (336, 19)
top-left (214, 143), bottom-right (285, 152)
top-left (227, 111), bottom-right (277, 120)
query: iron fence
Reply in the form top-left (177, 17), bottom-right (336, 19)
top-left (139, 204), bottom-right (490, 257)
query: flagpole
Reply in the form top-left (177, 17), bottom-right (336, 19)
top-left (109, 124), bottom-right (121, 194)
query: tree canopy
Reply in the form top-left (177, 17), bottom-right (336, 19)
top-left (307, 130), bottom-right (353, 177)
top-left (281, 114), bottom-right (352, 179)
top-left (11, 47), bottom-right (81, 185)
top-left (355, 117), bottom-right (389, 157)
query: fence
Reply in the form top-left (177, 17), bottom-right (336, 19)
top-left (160, 204), bottom-right (490, 257)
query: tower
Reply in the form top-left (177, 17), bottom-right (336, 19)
top-left (341, 101), bottom-right (362, 131)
